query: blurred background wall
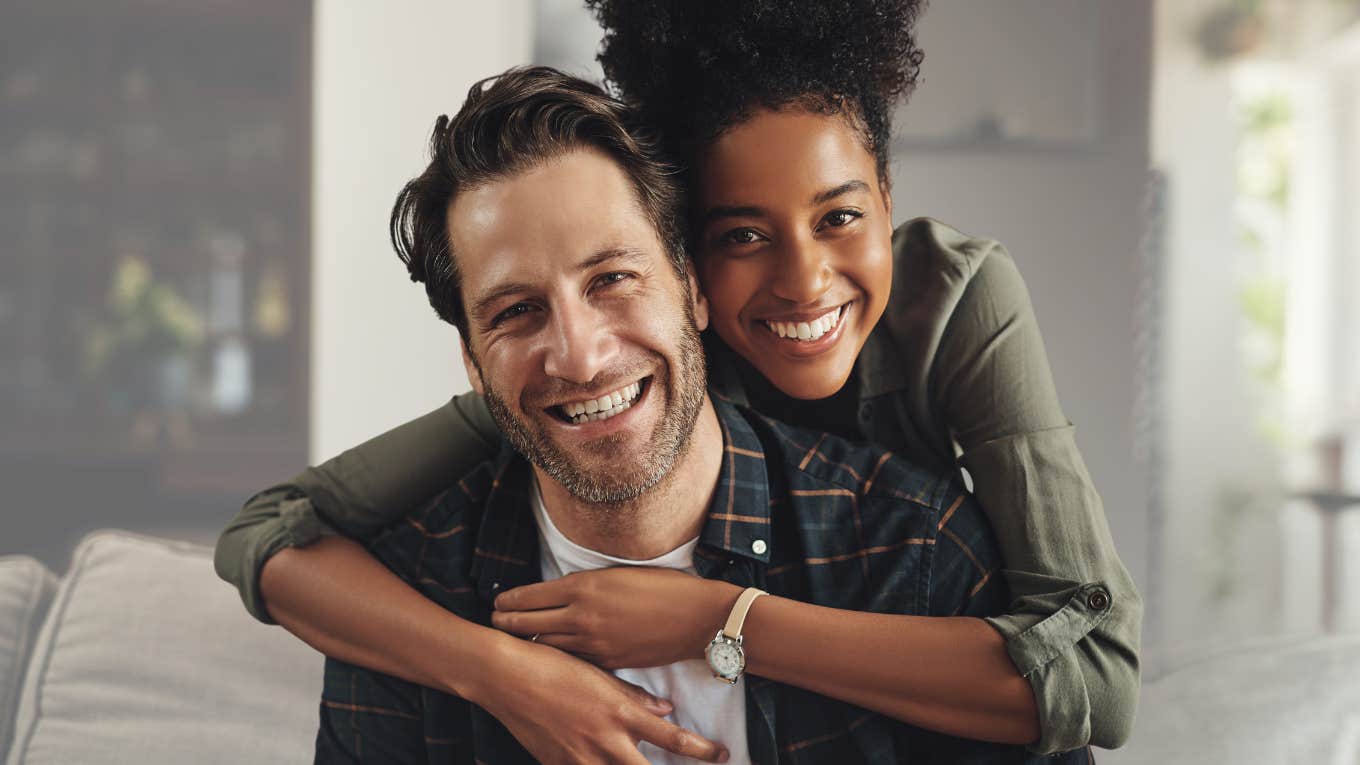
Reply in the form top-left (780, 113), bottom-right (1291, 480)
top-left (3, 0), bottom-right (1360, 705)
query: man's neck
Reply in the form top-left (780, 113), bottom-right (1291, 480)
top-left (534, 397), bottom-right (724, 560)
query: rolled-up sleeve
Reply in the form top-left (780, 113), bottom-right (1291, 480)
top-left (965, 427), bottom-right (1142, 752)
top-left (213, 392), bottom-right (502, 624)
top-left (935, 248), bottom-right (1142, 752)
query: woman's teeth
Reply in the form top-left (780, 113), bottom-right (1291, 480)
top-left (764, 305), bottom-right (843, 342)
top-left (560, 381), bottom-right (642, 424)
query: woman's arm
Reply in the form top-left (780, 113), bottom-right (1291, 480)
top-left (492, 563), bottom-right (1039, 746)
top-left (932, 243), bottom-right (1143, 752)
top-left (213, 393), bottom-right (500, 622)
top-left (274, 537), bottom-right (730, 764)
top-left (215, 394), bottom-right (728, 763)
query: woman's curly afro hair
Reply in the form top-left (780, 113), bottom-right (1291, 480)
top-left (585, 0), bottom-right (926, 184)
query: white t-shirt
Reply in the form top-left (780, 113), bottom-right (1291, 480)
top-left (531, 480), bottom-right (751, 765)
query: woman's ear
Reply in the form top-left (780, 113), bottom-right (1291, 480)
top-left (460, 336), bottom-right (484, 396)
top-left (688, 269), bottom-right (710, 332)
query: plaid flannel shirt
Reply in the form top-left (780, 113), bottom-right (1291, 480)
top-left (315, 399), bottom-right (1094, 764)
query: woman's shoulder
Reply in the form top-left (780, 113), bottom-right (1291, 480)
top-left (879, 218), bottom-right (1030, 340)
top-left (889, 217), bottom-right (1015, 290)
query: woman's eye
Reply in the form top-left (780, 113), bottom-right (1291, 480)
top-left (719, 228), bottom-right (764, 246)
top-left (823, 209), bottom-right (863, 228)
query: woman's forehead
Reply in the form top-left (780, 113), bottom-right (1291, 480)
top-left (696, 109), bottom-right (879, 208)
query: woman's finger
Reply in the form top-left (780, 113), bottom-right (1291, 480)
top-left (491, 606), bottom-right (572, 636)
top-left (494, 578), bottom-right (575, 612)
top-left (524, 628), bottom-right (601, 658)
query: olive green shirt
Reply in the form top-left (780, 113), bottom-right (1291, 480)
top-left (214, 218), bottom-right (1141, 754)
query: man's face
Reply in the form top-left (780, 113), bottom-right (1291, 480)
top-left (451, 147), bottom-right (709, 504)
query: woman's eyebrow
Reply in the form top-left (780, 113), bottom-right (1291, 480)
top-left (702, 180), bottom-right (872, 225)
top-left (701, 204), bottom-right (765, 225)
top-left (811, 179), bottom-right (870, 205)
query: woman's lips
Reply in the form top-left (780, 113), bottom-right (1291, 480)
top-left (753, 301), bottom-right (853, 358)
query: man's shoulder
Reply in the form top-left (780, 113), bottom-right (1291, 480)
top-left (738, 406), bottom-right (963, 513)
top-left (366, 454), bottom-right (510, 576)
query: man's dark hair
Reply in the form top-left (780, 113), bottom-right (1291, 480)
top-left (586, 0), bottom-right (926, 186)
top-left (390, 66), bottom-right (686, 338)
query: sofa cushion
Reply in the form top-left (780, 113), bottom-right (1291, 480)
top-left (0, 556), bottom-right (57, 762)
top-left (6, 531), bottom-right (324, 765)
top-left (1102, 634), bottom-right (1360, 763)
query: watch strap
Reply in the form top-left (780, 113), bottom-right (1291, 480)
top-left (721, 587), bottom-right (766, 640)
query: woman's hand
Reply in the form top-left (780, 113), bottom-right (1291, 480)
top-left (477, 637), bottom-right (730, 764)
top-left (492, 567), bottom-right (743, 670)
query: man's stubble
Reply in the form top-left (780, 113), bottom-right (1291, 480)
top-left (478, 297), bottom-right (708, 512)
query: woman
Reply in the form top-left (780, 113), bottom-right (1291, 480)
top-left (216, 0), bottom-right (1139, 759)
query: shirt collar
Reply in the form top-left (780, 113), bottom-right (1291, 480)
top-left (696, 398), bottom-right (773, 565)
top-left (469, 396), bottom-right (775, 592)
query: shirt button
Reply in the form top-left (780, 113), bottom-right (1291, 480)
top-left (491, 582), bottom-right (500, 591)
top-left (1087, 589), bottom-right (1110, 611)
top-left (751, 539), bottom-right (767, 555)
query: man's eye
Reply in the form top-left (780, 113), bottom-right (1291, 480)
top-left (493, 303), bottom-right (534, 325)
top-left (719, 228), bottom-right (764, 246)
top-left (822, 209), bottom-right (863, 228)
top-left (595, 271), bottom-right (631, 288)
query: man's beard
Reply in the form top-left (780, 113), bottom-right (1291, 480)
top-left (479, 305), bottom-right (707, 505)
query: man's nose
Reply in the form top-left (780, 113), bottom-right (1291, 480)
top-left (769, 232), bottom-right (833, 304)
top-left (541, 300), bottom-right (619, 384)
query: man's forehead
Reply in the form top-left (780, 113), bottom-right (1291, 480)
top-left (447, 150), bottom-right (666, 293)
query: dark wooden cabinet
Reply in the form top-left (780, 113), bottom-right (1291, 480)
top-left (1, 0), bottom-right (312, 563)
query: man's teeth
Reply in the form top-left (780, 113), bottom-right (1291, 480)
top-left (764, 305), bottom-right (843, 342)
top-left (560, 381), bottom-right (642, 423)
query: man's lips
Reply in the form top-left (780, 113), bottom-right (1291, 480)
top-left (544, 376), bottom-right (651, 424)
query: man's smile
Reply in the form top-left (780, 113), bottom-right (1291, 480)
top-left (550, 376), bottom-right (650, 425)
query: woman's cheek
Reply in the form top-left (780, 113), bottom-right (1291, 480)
top-left (699, 256), bottom-right (762, 327)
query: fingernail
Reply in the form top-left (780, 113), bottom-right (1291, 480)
top-left (718, 748), bottom-right (729, 763)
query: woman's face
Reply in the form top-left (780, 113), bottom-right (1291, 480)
top-left (695, 108), bottom-right (894, 400)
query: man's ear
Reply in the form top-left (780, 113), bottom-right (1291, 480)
top-left (460, 336), bottom-right (484, 396)
top-left (687, 269), bottom-right (710, 332)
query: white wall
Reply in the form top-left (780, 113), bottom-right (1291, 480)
top-left (311, 1), bottom-right (531, 461)
top-left (891, 0), bottom-right (1154, 596)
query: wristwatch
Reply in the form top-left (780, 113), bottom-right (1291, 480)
top-left (705, 587), bottom-right (766, 684)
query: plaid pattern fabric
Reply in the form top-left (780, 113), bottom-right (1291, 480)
top-left (315, 399), bottom-right (1093, 764)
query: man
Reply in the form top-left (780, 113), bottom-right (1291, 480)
top-left (315, 66), bottom-right (1082, 764)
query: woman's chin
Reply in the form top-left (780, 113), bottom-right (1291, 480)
top-left (756, 357), bottom-right (856, 401)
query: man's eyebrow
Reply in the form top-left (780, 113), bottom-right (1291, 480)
top-left (467, 248), bottom-right (648, 323)
top-left (468, 280), bottom-right (535, 323)
top-left (577, 247), bottom-right (648, 271)
top-left (811, 179), bottom-right (871, 206)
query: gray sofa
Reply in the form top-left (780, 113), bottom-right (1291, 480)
top-left (0, 532), bottom-right (320, 764)
top-left (2, 530), bottom-right (1359, 764)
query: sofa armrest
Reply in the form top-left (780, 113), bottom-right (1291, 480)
top-left (6, 531), bottom-right (322, 765)
top-left (0, 556), bottom-right (57, 763)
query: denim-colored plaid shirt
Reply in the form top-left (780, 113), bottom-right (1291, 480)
top-left (315, 399), bottom-right (1093, 764)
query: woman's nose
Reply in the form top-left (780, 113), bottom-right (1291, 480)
top-left (768, 234), bottom-right (834, 304)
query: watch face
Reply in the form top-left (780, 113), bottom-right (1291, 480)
top-left (707, 639), bottom-right (744, 679)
